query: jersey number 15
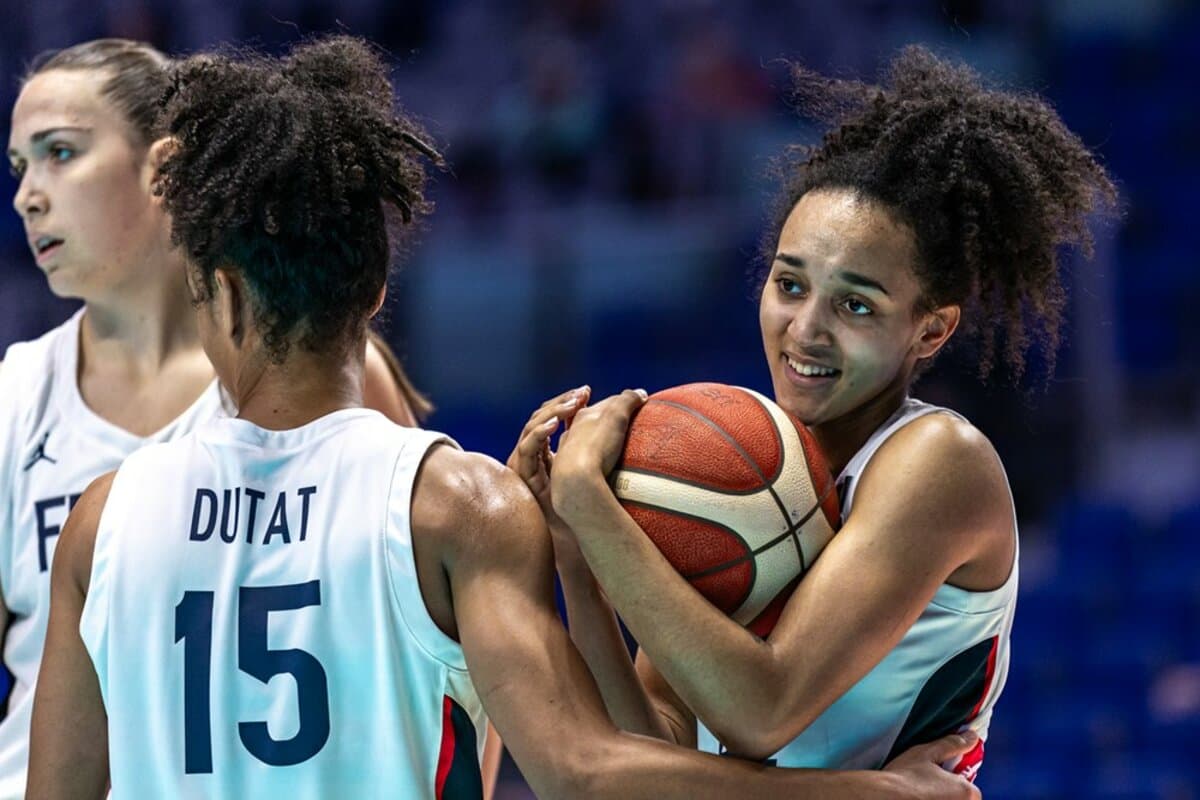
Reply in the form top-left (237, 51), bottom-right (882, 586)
top-left (174, 580), bottom-right (330, 774)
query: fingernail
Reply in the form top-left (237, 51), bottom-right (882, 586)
top-left (542, 416), bottom-right (559, 428)
top-left (961, 729), bottom-right (979, 744)
top-left (634, 388), bottom-right (648, 400)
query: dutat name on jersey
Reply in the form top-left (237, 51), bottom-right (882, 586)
top-left (188, 485), bottom-right (317, 545)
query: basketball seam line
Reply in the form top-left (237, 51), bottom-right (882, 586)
top-left (620, 498), bottom-right (756, 610)
top-left (653, 398), bottom-right (806, 571)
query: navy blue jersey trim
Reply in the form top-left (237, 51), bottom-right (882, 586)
top-left (442, 698), bottom-right (483, 799)
top-left (885, 636), bottom-right (997, 763)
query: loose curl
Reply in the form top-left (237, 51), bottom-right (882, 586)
top-left (157, 36), bottom-right (442, 362)
top-left (767, 46), bottom-right (1117, 383)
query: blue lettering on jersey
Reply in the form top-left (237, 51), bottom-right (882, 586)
top-left (263, 494), bottom-right (290, 545)
top-left (189, 486), bottom-right (318, 545)
top-left (245, 488), bottom-right (266, 544)
top-left (297, 486), bottom-right (316, 542)
top-left (190, 489), bottom-right (218, 541)
top-left (34, 493), bottom-right (83, 572)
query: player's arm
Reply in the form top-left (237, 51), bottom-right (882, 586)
top-left (552, 392), bottom-right (1014, 759)
top-left (0, 359), bottom-right (13, 653)
top-left (27, 472), bottom-right (114, 799)
top-left (508, 387), bottom-right (674, 741)
top-left (363, 330), bottom-right (431, 426)
top-left (416, 448), bottom-right (979, 799)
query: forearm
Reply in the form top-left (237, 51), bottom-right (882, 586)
top-left (557, 555), bottom-right (675, 741)
top-left (571, 732), bottom-right (903, 800)
top-left (560, 476), bottom-right (798, 754)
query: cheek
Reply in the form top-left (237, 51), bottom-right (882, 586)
top-left (75, 164), bottom-right (152, 247)
top-left (758, 296), bottom-right (786, 345)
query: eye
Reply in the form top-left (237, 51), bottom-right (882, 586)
top-left (48, 144), bottom-right (75, 163)
top-left (776, 277), bottom-right (805, 297)
top-left (7, 161), bottom-right (24, 179)
top-left (842, 297), bottom-right (873, 316)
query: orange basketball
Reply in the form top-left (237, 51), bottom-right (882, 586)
top-left (611, 383), bottom-right (840, 636)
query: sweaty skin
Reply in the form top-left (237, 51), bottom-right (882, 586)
top-left (29, 264), bottom-right (981, 799)
top-left (516, 190), bottom-right (1014, 762)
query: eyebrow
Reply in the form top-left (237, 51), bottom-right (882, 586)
top-left (773, 253), bottom-right (891, 297)
top-left (7, 126), bottom-right (91, 158)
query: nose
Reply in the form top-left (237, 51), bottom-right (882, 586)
top-left (13, 171), bottom-right (46, 219)
top-left (786, 296), bottom-right (833, 347)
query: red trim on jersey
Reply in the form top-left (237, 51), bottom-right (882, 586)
top-left (969, 636), bottom-right (999, 719)
top-left (435, 696), bottom-right (455, 798)
top-left (952, 738), bottom-right (985, 783)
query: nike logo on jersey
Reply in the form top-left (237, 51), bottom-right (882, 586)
top-left (23, 430), bottom-right (58, 471)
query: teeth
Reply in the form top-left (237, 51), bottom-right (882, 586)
top-left (787, 356), bottom-right (837, 377)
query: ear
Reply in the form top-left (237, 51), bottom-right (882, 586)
top-left (368, 282), bottom-right (387, 320)
top-left (912, 304), bottom-right (961, 361)
top-left (143, 136), bottom-right (180, 204)
top-left (212, 268), bottom-right (247, 347)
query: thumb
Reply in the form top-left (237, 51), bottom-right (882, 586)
top-left (924, 729), bottom-right (979, 763)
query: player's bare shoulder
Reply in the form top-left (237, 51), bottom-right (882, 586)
top-left (53, 470), bottom-right (117, 592)
top-left (412, 446), bottom-right (547, 565)
top-left (855, 411), bottom-right (1014, 587)
top-left (860, 412), bottom-right (1007, 506)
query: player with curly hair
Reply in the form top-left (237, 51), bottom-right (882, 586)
top-left (27, 37), bottom-right (979, 799)
top-left (512, 45), bottom-right (1116, 780)
top-left (0, 38), bottom-right (433, 799)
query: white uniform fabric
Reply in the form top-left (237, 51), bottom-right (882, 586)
top-left (79, 409), bottom-right (486, 799)
top-left (699, 397), bottom-right (1017, 772)
top-left (0, 309), bottom-right (226, 799)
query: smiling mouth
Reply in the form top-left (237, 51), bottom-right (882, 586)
top-left (785, 354), bottom-right (840, 379)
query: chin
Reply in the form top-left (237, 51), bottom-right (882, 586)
top-left (43, 271), bottom-right (84, 300)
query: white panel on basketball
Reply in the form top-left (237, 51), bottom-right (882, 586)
top-left (747, 387), bottom-right (838, 569)
top-left (612, 386), bottom-right (837, 625)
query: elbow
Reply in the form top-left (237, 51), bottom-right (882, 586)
top-left (533, 738), bottom-right (614, 800)
top-left (705, 699), bottom-right (809, 762)
top-left (540, 736), bottom-right (652, 800)
top-left (709, 726), bottom-right (783, 763)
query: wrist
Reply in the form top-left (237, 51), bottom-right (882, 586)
top-left (551, 469), bottom-right (613, 526)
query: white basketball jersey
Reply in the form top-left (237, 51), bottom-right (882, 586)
top-left (79, 409), bottom-right (486, 799)
top-left (699, 398), bottom-right (1016, 779)
top-left (0, 309), bottom-right (226, 800)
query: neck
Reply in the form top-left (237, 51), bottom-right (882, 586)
top-left (79, 269), bottom-right (203, 375)
top-left (233, 341), bottom-right (365, 431)
top-left (811, 377), bottom-right (910, 476)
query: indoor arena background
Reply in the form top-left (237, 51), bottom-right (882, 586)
top-left (0, 1), bottom-right (1196, 797)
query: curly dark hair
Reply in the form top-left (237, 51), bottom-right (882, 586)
top-left (156, 36), bottom-right (442, 362)
top-left (767, 46), bottom-right (1117, 382)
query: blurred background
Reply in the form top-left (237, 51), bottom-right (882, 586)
top-left (1, 0), bottom-right (1197, 797)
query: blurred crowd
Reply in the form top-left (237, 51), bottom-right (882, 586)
top-left (1, 1), bottom-right (1197, 796)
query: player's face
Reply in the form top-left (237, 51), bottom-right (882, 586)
top-left (7, 69), bottom-right (164, 300)
top-left (759, 189), bottom-right (942, 432)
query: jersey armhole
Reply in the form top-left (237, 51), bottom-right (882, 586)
top-left (77, 464), bottom-right (130, 710)
top-left (382, 431), bottom-right (470, 672)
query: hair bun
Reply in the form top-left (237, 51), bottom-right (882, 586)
top-left (282, 36), bottom-right (390, 99)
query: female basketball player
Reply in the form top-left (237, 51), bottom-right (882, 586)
top-left (1, 38), bottom-right (431, 799)
top-left (513, 46), bottom-right (1116, 776)
top-left (28, 36), bottom-right (977, 799)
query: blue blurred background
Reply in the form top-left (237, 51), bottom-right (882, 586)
top-left (1, 1), bottom-right (1197, 797)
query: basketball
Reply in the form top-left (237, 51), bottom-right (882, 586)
top-left (610, 383), bottom-right (840, 636)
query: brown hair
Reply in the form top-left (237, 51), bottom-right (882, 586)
top-left (367, 329), bottom-right (435, 423)
top-left (26, 38), bottom-right (172, 147)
